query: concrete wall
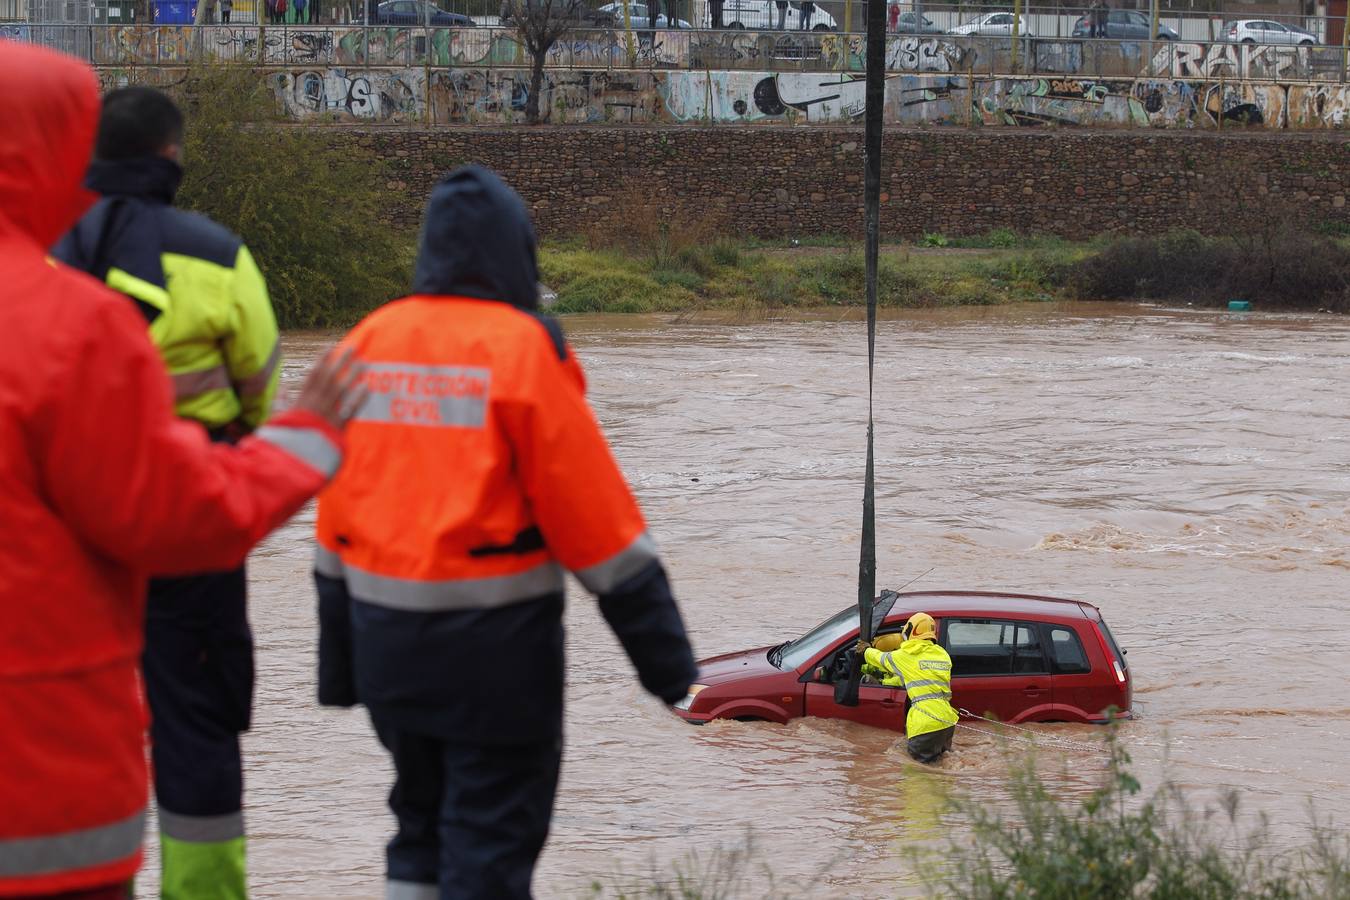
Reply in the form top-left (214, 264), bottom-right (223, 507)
top-left (315, 127), bottom-right (1349, 238)
top-left (98, 65), bottom-right (1350, 129)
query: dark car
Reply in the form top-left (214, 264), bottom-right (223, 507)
top-left (375, 0), bottom-right (474, 24)
top-left (892, 10), bottom-right (944, 34)
top-left (1072, 9), bottom-right (1177, 40)
top-left (673, 590), bottom-right (1132, 731)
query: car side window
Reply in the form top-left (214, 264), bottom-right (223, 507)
top-left (1011, 624), bottom-right (1047, 674)
top-left (945, 619), bottom-right (1049, 676)
top-left (990, 14), bottom-right (1009, 24)
top-left (1047, 626), bottom-right (1091, 675)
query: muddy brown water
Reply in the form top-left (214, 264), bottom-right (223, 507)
top-left (138, 302), bottom-right (1350, 898)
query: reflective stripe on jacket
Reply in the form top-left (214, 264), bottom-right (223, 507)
top-left (53, 158), bottom-right (281, 431)
top-left (864, 639), bottom-right (959, 737)
top-left (3, 43), bottom-right (340, 895)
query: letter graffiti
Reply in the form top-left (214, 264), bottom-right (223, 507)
top-left (885, 37), bottom-right (965, 73)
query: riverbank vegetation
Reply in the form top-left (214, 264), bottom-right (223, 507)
top-left (171, 71), bottom-right (1347, 323)
top-left (585, 729), bottom-right (1350, 899)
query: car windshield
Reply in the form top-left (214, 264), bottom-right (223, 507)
top-left (775, 606), bottom-right (857, 670)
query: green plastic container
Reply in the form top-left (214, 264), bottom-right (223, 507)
top-left (1228, 300), bottom-right (1252, 312)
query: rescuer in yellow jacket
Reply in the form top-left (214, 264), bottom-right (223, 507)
top-left (53, 87), bottom-right (282, 900)
top-left (857, 613), bottom-right (959, 763)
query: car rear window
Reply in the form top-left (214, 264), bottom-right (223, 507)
top-left (1097, 617), bottom-right (1127, 672)
top-left (1048, 626), bottom-right (1091, 674)
top-left (945, 619), bottom-right (1048, 677)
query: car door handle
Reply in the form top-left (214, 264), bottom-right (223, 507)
top-left (880, 697), bottom-right (898, 705)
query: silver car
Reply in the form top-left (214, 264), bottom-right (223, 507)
top-left (947, 12), bottom-right (1030, 36)
top-left (1224, 19), bottom-right (1318, 45)
top-left (597, 1), bottom-right (690, 27)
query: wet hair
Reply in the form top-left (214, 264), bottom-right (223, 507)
top-left (95, 87), bottom-right (184, 161)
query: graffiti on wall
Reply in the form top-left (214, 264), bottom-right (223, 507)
top-left (1149, 41), bottom-right (1311, 81)
top-left (260, 65), bottom-right (1349, 132)
top-left (975, 77), bottom-right (1147, 128)
top-left (274, 68), bottom-right (425, 121)
top-left (885, 37), bottom-right (967, 73)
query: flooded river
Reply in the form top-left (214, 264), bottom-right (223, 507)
top-left (147, 302), bottom-right (1350, 897)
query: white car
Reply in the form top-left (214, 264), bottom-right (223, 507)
top-left (948, 12), bottom-right (1030, 36)
top-left (1224, 19), bottom-right (1317, 45)
top-left (719, 0), bottom-right (837, 31)
top-left (597, 1), bottom-right (691, 27)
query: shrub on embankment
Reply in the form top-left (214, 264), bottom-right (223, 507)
top-left (1070, 228), bottom-right (1350, 313)
top-left (175, 67), bottom-right (412, 327)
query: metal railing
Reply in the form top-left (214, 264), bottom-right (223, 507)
top-left (5, 21), bottom-right (1347, 80)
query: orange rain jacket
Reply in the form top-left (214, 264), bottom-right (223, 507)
top-left (0, 44), bottom-right (342, 896)
top-left (315, 166), bottom-right (695, 743)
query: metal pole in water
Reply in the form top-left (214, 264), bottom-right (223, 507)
top-left (840, 0), bottom-right (885, 708)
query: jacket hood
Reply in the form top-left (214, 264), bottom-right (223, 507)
top-left (412, 165), bottom-right (539, 310)
top-left (86, 156), bottom-right (183, 205)
top-left (0, 44), bottom-right (100, 248)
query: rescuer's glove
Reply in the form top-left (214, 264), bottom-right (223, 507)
top-left (854, 639), bottom-right (871, 653)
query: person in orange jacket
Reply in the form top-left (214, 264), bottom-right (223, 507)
top-left (314, 165), bottom-right (697, 900)
top-left (0, 43), bottom-right (364, 899)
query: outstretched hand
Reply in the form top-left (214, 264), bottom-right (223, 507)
top-left (854, 639), bottom-right (871, 654)
top-left (293, 346), bottom-right (368, 431)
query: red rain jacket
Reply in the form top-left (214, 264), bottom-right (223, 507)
top-left (0, 44), bottom-right (342, 896)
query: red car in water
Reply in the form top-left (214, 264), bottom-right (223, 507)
top-left (673, 591), bottom-right (1131, 731)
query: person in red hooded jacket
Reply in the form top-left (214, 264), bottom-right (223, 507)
top-left (0, 43), bottom-right (364, 899)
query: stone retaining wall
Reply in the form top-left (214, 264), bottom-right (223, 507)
top-left (329, 126), bottom-right (1349, 237)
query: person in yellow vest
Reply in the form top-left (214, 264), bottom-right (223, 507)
top-left (53, 87), bottom-right (281, 900)
top-left (856, 612), bottom-right (959, 762)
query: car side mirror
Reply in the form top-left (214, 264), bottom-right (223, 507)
top-left (813, 666), bottom-right (828, 683)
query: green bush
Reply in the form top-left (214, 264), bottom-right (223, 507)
top-left (921, 232), bottom-right (951, 248)
top-left (1071, 228), bottom-right (1350, 311)
top-left (937, 727), bottom-right (1350, 899)
top-left (175, 66), bottom-right (412, 328)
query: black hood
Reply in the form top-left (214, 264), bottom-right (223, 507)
top-left (412, 165), bottom-right (539, 310)
top-left (84, 156), bottom-right (182, 205)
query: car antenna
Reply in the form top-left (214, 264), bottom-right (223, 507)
top-left (892, 567), bottom-right (935, 595)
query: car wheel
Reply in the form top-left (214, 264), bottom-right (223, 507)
top-left (1156, 33), bottom-right (1172, 40)
top-left (729, 20), bottom-right (744, 28)
top-left (1241, 37), bottom-right (1255, 43)
top-left (811, 22), bottom-right (830, 30)
top-left (1300, 39), bottom-right (1313, 45)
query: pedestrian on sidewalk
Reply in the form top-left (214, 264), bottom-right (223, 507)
top-left (313, 165), bottom-right (697, 900)
top-left (799, 0), bottom-right (814, 29)
top-left (0, 43), bottom-right (363, 900)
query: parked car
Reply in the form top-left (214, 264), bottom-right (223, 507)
top-left (720, 0), bottom-right (837, 31)
top-left (672, 591), bottom-right (1132, 731)
top-left (374, 0), bottom-right (474, 24)
top-left (1071, 9), bottom-right (1177, 40)
top-left (499, 1), bottom-right (617, 28)
top-left (597, 1), bottom-right (689, 27)
top-left (947, 11), bottom-right (1030, 36)
top-left (1224, 19), bottom-right (1317, 45)
top-left (891, 9), bottom-right (943, 34)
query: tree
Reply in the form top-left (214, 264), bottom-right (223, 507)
top-left (501, 0), bottom-right (586, 124)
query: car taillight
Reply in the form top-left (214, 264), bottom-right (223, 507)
top-left (1112, 659), bottom-right (1126, 684)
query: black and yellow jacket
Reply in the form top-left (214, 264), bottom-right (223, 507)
top-left (53, 157), bottom-right (280, 431)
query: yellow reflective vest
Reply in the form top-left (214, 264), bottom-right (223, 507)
top-left (53, 159), bottom-right (281, 431)
top-left (864, 638), bottom-right (959, 737)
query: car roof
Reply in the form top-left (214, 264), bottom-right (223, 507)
top-left (883, 589), bottom-right (1096, 621)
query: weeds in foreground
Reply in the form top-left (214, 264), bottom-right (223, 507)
top-left (584, 728), bottom-right (1349, 899)
top-left (934, 727), bottom-right (1350, 900)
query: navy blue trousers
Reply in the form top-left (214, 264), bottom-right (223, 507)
top-left (370, 713), bottom-right (562, 900)
top-left (142, 567), bottom-right (253, 820)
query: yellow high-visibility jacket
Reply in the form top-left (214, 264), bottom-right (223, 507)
top-left (864, 638), bottom-right (959, 737)
top-left (53, 158), bottom-right (281, 431)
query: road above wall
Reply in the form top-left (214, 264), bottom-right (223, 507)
top-left (298, 125), bottom-right (1349, 238)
